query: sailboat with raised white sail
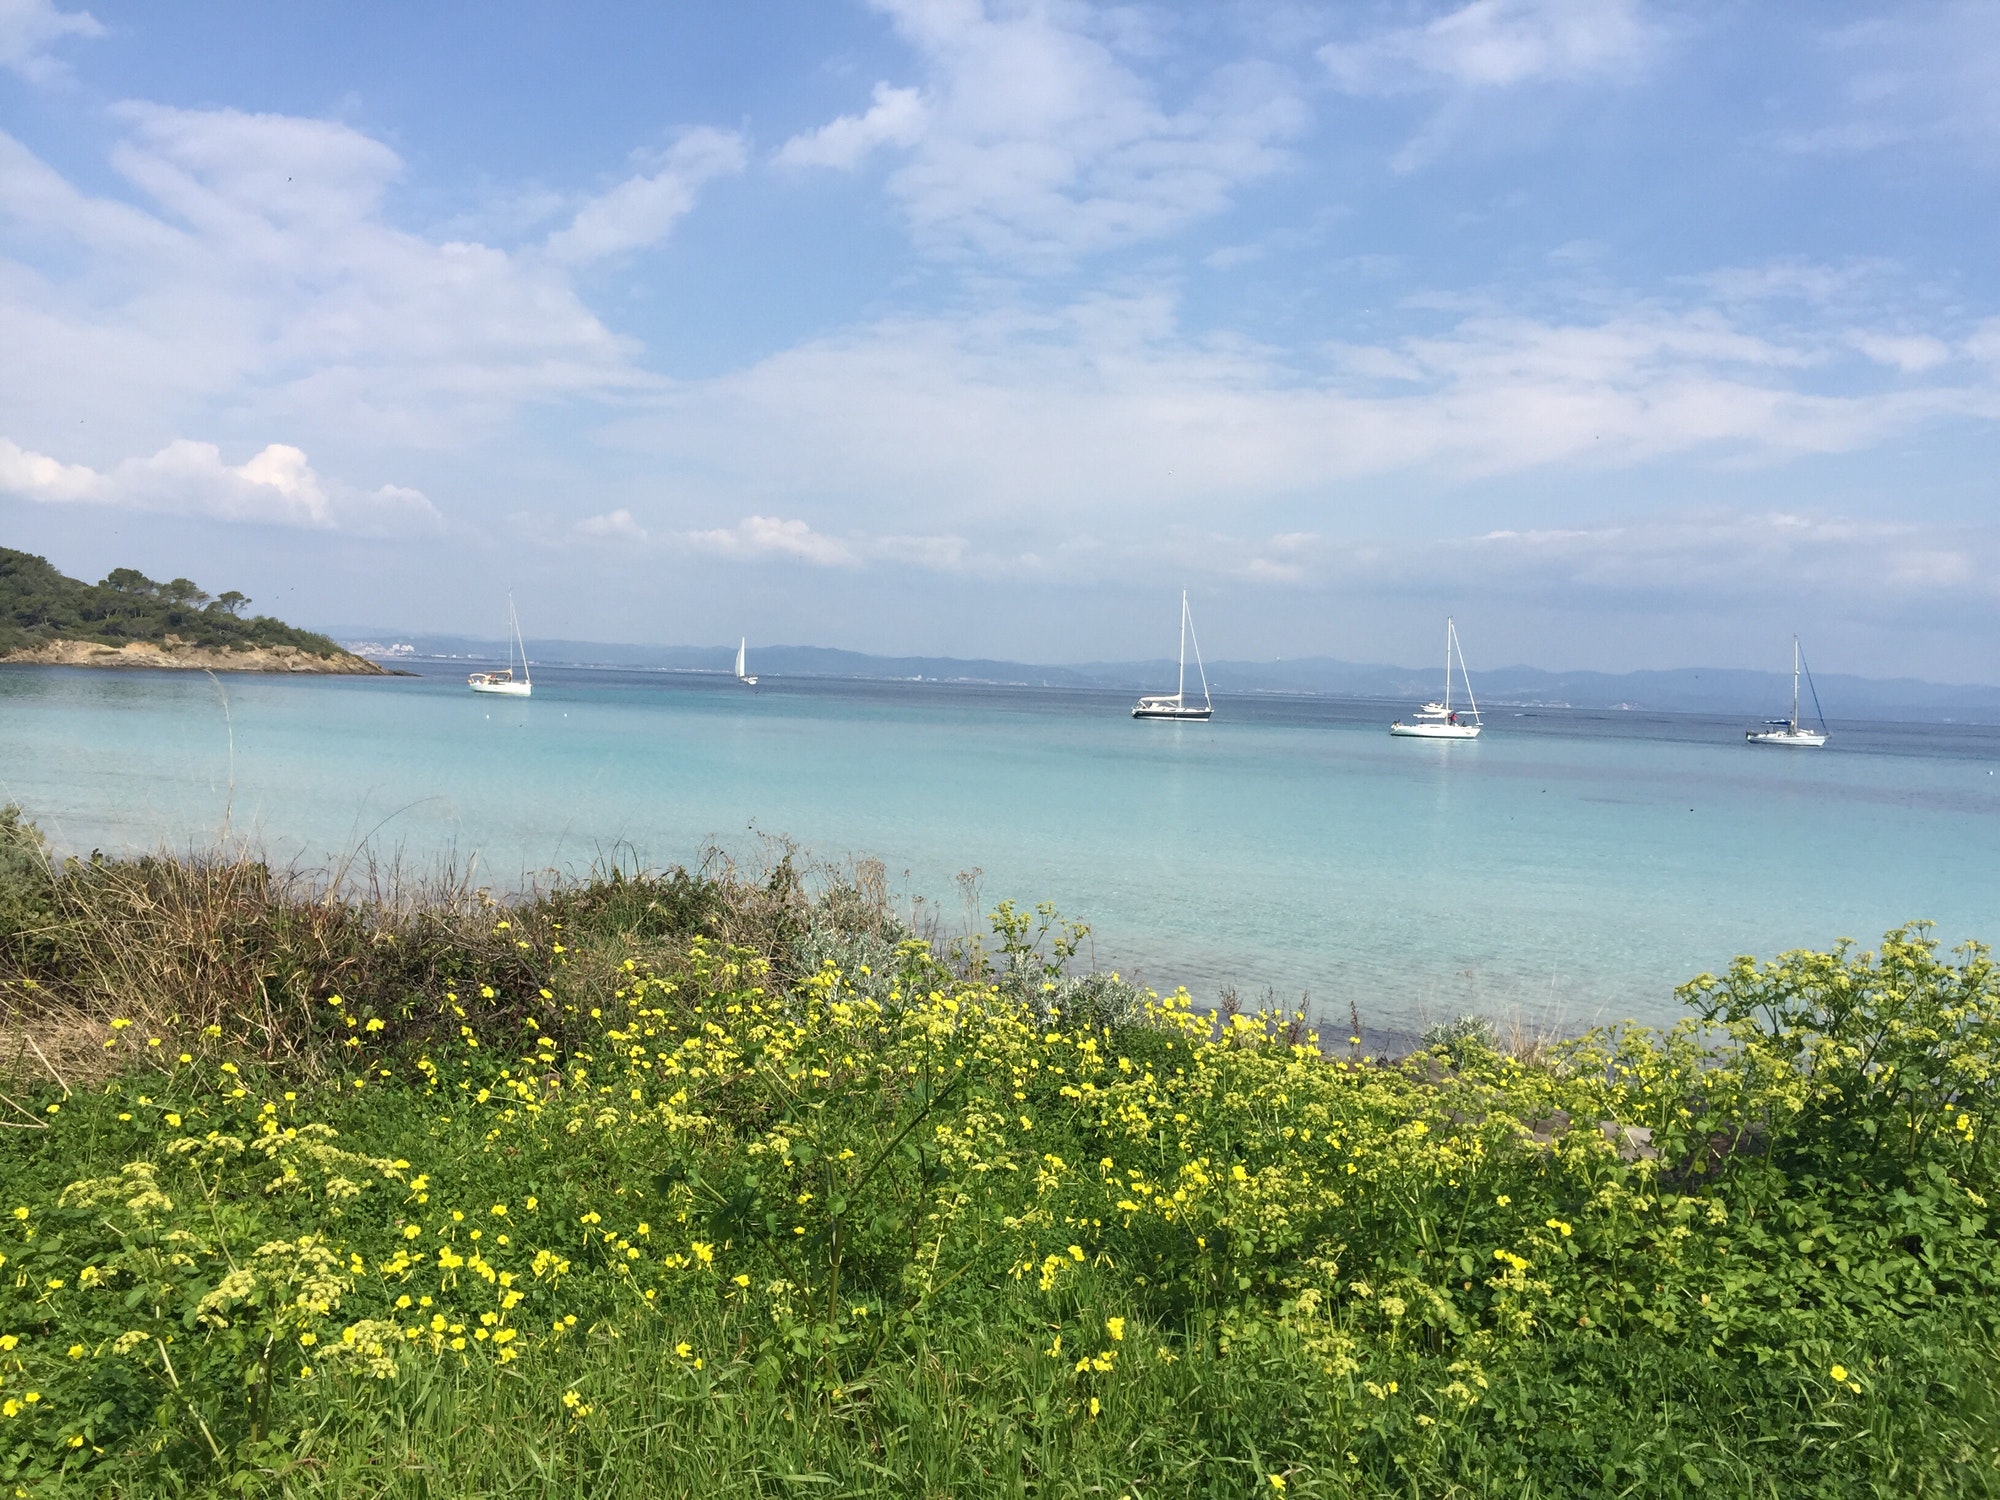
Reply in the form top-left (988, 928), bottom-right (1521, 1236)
top-left (735, 637), bottom-right (757, 687)
top-left (467, 593), bottom-right (532, 697)
top-left (1390, 618), bottom-right (1480, 738)
top-left (1746, 637), bottom-right (1827, 747)
top-left (1132, 592), bottom-right (1212, 721)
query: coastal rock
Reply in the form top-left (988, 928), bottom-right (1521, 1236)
top-left (0, 636), bottom-right (385, 675)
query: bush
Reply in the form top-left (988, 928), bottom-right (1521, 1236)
top-left (0, 853), bottom-right (1996, 1496)
top-left (0, 805), bottom-right (52, 948)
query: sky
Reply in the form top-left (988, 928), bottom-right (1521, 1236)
top-left (0, 0), bottom-right (1997, 679)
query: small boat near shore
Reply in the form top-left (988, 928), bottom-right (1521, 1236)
top-left (735, 637), bottom-right (757, 687)
top-left (468, 594), bottom-right (532, 697)
top-left (1746, 637), bottom-right (1827, 747)
top-left (1391, 618), bottom-right (1481, 739)
top-left (1133, 591), bottom-right (1212, 721)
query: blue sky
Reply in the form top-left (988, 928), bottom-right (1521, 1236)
top-left (1, 1), bottom-right (1996, 678)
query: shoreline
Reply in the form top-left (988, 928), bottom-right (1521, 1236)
top-left (0, 637), bottom-right (391, 674)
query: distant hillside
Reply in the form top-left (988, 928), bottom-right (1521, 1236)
top-left (0, 549), bottom-right (380, 673)
top-left (338, 630), bottom-right (2000, 722)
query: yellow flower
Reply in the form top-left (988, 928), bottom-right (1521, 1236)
top-left (1105, 1317), bottom-right (1125, 1342)
top-left (1830, 1365), bottom-right (1848, 1383)
top-left (1269, 1478), bottom-right (1287, 1492)
top-left (733, 1274), bottom-right (751, 1288)
top-left (1496, 1195), bottom-right (1511, 1207)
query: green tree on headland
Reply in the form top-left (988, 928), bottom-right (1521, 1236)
top-left (0, 548), bottom-right (343, 658)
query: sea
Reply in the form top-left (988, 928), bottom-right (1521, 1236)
top-left (4, 661), bottom-right (1997, 1040)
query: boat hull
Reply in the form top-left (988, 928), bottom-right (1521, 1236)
top-left (470, 680), bottom-right (531, 697)
top-left (1746, 730), bottom-right (1825, 747)
top-left (1132, 705), bottom-right (1212, 721)
top-left (1390, 722), bottom-right (1480, 739)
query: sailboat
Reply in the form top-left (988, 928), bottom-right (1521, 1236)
top-left (1132, 592), bottom-right (1212, 721)
top-left (1390, 618), bottom-right (1481, 738)
top-left (735, 637), bottom-right (757, 687)
top-left (1746, 637), bottom-right (1828, 747)
top-left (467, 593), bottom-right (532, 697)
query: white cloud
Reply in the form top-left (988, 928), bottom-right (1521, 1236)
top-left (775, 82), bottom-right (928, 170)
top-left (572, 508), bottom-right (649, 543)
top-left (785, 0), bottom-right (1306, 265)
top-left (1781, 6), bottom-right (2000, 159)
top-left (684, 514), bottom-right (967, 571)
top-left (1321, 0), bottom-right (1667, 170)
top-left (606, 287), bottom-right (2000, 544)
top-left (1322, 0), bottom-right (1664, 95)
top-left (0, 0), bottom-right (101, 82)
top-left (0, 107), bottom-right (662, 457)
top-left (1460, 511), bottom-right (1991, 607)
top-left (545, 128), bottom-right (747, 264)
top-left (0, 435), bottom-right (441, 532)
top-left (1847, 331), bottom-right (1952, 374)
top-left (1696, 258), bottom-right (1893, 307)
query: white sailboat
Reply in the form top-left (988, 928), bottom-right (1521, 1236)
top-left (1746, 637), bottom-right (1827, 747)
top-left (467, 593), bottom-right (532, 697)
top-left (1132, 591), bottom-right (1212, 721)
top-left (735, 637), bottom-right (757, 687)
top-left (1390, 618), bottom-right (1481, 739)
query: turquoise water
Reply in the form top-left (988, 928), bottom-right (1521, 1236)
top-left (3, 663), bottom-right (1997, 1034)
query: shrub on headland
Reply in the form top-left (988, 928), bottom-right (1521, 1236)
top-left (0, 818), bottom-right (1996, 1497)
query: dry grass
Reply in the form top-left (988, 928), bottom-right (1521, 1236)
top-left (0, 827), bottom-right (899, 1088)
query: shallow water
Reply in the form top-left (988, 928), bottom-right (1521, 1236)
top-left (4, 662), bottom-right (1997, 1034)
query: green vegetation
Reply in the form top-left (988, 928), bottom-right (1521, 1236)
top-left (1, 814), bottom-right (1997, 1496)
top-left (0, 549), bottom-right (348, 659)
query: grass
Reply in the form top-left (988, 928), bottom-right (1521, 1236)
top-left (1, 807), bottom-right (1997, 1497)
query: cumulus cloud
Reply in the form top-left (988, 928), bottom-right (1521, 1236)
top-left (775, 83), bottom-right (928, 170)
top-left (782, 0), bottom-right (1305, 265)
top-left (0, 0), bottom-right (101, 82)
top-left (1321, 0), bottom-right (1664, 94)
top-left (545, 128), bottom-right (747, 264)
top-left (0, 436), bottom-right (440, 532)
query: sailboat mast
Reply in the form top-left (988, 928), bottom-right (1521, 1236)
top-left (1177, 591), bottom-right (1188, 701)
top-left (1791, 636), bottom-right (1800, 733)
top-left (1443, 618), bottom-right (1455, 713)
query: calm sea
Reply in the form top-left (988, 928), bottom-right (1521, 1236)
top-left (4, 662), bottom-right (1997, 1036)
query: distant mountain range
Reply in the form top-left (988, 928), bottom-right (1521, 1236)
top-left (330, 630), bottom-right (2000, 723)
